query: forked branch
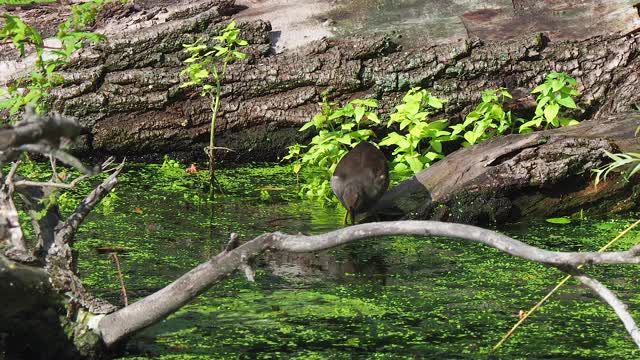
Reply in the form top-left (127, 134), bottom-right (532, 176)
top-left (98, 221), bottom-right (640, 348)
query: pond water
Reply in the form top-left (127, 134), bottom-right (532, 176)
top-left (69, 163), bottom-right (640, 359)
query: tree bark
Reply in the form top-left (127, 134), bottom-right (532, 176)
top-left (372, 112), bottom-right (640, 224)
top-left (5, 0), bottom-right (633, 163)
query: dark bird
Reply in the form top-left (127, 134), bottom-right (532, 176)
top-left (331, 141), bottom-right (389, 224)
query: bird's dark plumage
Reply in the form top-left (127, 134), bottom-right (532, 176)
top-left (331, 141), bottom-right (389, 224)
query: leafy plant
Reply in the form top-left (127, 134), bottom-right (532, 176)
top-left (284, 96), bottom-right (380, 201)
top-left (180, 20), bottom-right (248, 194)
top-left (379, 87), bottom-right (449, 176)
top-left (450, 88), bottom-right (513, 146)
top-left (592, 151), bottom-right (640, 186)
top-left (0, 1), bottom-right (109, 118)
top-left (519, 72), bottom-right (580, 133)
top-left (160, 155), bottom-right (186, 178)
top-left (545, 217), bottom-right (572, 225)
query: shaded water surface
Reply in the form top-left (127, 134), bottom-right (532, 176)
top-left (71, 163), bottom-right (640, 359)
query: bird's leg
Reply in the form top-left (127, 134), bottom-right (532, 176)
top-left (343, 209), bottom-right (350, 225)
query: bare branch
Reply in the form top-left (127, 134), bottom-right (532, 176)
top-left (567, 267), bottom-right (640, 347)
top-left (14, 174), bottom-right (91, 189)
top-left (16, 145), bottom-right (99, 175)
top-left (5, 161), bottom-right (21, 185)
top-left (98, 221), bottom-right (640, 347)
top-left (1, 161), bottom-right (31, 259)
top-left (57, 160), bottom-right (125, 245)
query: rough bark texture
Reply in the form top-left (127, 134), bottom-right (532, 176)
top-left (1, 0), bottom-right (639, 224)
top-left (373, 112), bottom-right (640, 224)
top-left (9, 0), bottom-right (635, 163)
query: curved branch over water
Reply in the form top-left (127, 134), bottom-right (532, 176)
top-left (97, 221), bottom-right (640, 348)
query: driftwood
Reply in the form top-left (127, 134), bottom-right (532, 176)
top-left (96, 221), bottom-right (640, 347)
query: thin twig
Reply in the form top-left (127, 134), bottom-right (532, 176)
top-left (111, 253), bottom-right (128, 307)
top-left (14, 174), bottom-right (90, 189)
top-left (49, 155), bottom-right (58, 182)
top-left (57, 160), bottom-right (125, 245)
top-left (6, 161), bottom-right (21, 186)
top-left (493, 219), bottom-right (640, 350)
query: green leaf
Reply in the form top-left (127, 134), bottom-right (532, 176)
top-left (430, 140), bottom-right (442, 153)
top-left (556, 95), bottom-right (577, 109)
top-left (531, 83), bottom-right (549, 95)
top-left (464, 131), bottom-right (477, 145)
top-left (336, 135), bottom-right (352, 145)
top-left (233, 51), bottom-right (247, 59)
top-left (450, 124), bottom-right (465, 136)
top-left (545, 217), bottom-right (571, 224)
top-left (393, 162), bottom-right (409, 173)
top-left (406, 156), bottom-right (424, 174)
top-left (299, 121), bottom-right (315, 131)
top-left (354, 106), bottom-right (365, 123)
top-left (551, 79), bottom-right (563, 92)
top-left (559, 118), bottom-right (580, 127)
top-left (544, 103), bottom-right (560, 123)
top-left (366, 112), bottom-right (380, 123)
top-left (427, 96), bottom-right (444, 109)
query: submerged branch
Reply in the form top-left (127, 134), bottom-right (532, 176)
top-left (98, 220), bottom-right (640, 347)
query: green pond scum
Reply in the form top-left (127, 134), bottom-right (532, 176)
top-left (53, 162), bottom-right (640, 359)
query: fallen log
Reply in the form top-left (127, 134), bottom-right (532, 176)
top-left (373, 112), bottom-right (640, 224)
top-left (3, 0), bottom-right (640, 163)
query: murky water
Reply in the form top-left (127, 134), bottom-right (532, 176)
top-left (70, 163), bottom-right (640, 359)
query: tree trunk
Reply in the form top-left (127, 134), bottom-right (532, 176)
top-left (2, 0), bottom-right (633, 163)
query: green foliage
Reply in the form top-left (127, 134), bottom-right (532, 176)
top-left (545, 216), bottom-right (572, 225)
top-left (519, 72), bottom-right (580, 133)
top-left (592, 151), bottom-right (640, 186)
top-left (285, 72), bottom-right (582, 204)
top-left (379, 87), bottom-right (449, 175)
top-left (180, 20), bottom-right (248, 188)
top-left (0, 1), bottom-right (110, 118)
top-left (450, 88), bottom-right (513, 146)
top-left (160, 155), bottom-right (186, 177)
top-left (285, 96), bottom-right (380, 201)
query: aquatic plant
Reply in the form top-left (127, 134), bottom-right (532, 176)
top-left (180, 21), bottom-right (248, 195)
